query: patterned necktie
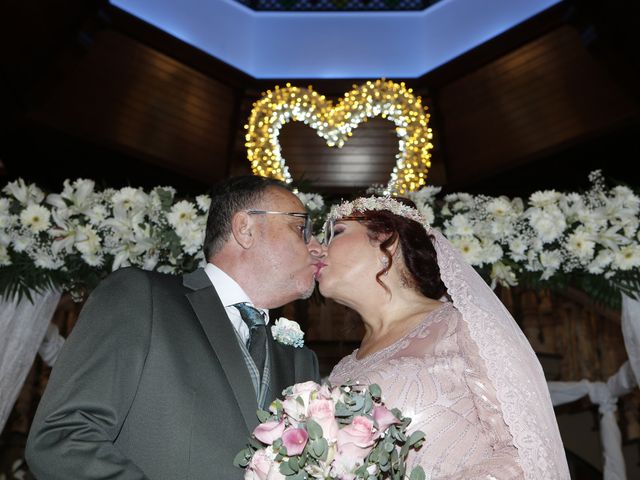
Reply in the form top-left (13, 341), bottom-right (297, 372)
top-left (233, 302), bottom-right (267, 375)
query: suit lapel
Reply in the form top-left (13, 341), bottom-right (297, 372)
top-left (265, 328), bottom-right (296, 405)
top-left (183, 269), bottom-right (259, 433)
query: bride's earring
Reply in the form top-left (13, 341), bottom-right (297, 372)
top-left (379, 256), bottom-right (390, 275)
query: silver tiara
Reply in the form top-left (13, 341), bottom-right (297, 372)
top-left (328, 196), bottom-right (429, 228)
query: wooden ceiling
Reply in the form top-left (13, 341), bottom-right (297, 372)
top-left (0, 0), bottom-right (638, 195)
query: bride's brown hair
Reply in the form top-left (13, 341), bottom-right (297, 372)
top-left (356, 200), bottom-right (447, 300)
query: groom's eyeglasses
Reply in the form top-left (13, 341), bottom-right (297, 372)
top-left (321, 216), bottom-right (365, 246)
top-left (247, 210), bottom-right (313, 244)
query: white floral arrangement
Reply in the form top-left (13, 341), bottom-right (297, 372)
top-left (271, 317), bottom-right (305, 348)
top-left (0, 178), bottom-right (208, 300)
top-left (1, 172), bottom-right (639, 308)
top-left (409, 171), bottom-right (640, 305)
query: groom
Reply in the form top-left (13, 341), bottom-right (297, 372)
top-left (26, 176), bottom-right (322, 479)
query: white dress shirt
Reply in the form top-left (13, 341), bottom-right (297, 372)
top-left (203, 263), bottom-right (270, 345)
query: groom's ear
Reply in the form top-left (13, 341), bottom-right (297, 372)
top-left (231, 211), bottom-right (255, 249)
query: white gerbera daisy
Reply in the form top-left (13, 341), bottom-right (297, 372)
top-left (527, 206), bottom-right (566, 243)
top-left (167, 200), bottom-right (198, 230)
top-left (485, 197), bottom-right (513, 217)
top-left (529, 190), bottom-right (562, 208)
top-left (112, 187), bottom-right (148, 212)
top-left (20, 204), bottom-right (51, 233)
top-left (450, 236), bottom-right (483, 265)
top-left (613, 245), bottom-right (640, 271)
top-left (540, 250), bottom-right (563, 280)
top-left (587, 249), bottom-right (613, 274)
top-left (508, 237), bottom-right (528, 261)
top-left (32, 250), bottom-right (64, 270)
top-left (447, 214), bottom-right (475, 237)
top-left (75, 225), bottom-right (101, 256)
top-left (566, 230), bottom-right (595, 261)
top-left (0, 244), bottom-right (11, 266)
top-left (196, 195), bottom-right (211, 212)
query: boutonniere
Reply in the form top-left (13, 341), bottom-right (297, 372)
top-left (271, 317), bottom-right (304, 348)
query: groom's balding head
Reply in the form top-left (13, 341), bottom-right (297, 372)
top-left (202, 175), bottom-right (289, 260)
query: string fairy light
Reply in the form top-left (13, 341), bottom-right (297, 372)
top-left (245, 79), bottom-right (433, 195)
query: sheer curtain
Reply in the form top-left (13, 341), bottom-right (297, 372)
top-left (548, 293), bottom-right (640, 480)
top-left (0, 289), bottom-right (61, 431)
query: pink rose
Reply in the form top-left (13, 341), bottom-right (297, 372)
top-left (317, 384), bottom-right (333, 400)
top-left (281, 380), bottom-right (320, 420)
top-left (334, 416), bottom-right (378, 475)
top-left (266, 466), bottom-right (286, 480)
top-left (372, 405), bottom-right (400, 432)
top-left (292, 380), bottom-right (321, 395)
top-left (253, 420), bottom-right (285, 445)
top-left (246, 449), bottom-right (273, 480)
top-left (307, 399), bottom-right (339, 442)
top-left (282, 427), bottom-right (309, 456)
top-left (337, 416), bottom-right (377, 449)
top-left (282, 397), bottom-right (307, 421)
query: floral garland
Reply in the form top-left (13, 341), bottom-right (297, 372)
top-left (0, 179), bottom-right (209, 301)
top-left (1, 172), bottom-right (639, 308)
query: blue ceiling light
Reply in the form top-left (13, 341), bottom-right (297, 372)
top-left (110, 0), bottom-right (562, 79)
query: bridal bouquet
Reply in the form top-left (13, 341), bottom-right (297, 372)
top-left (234, 381), bottom-right (425, 480)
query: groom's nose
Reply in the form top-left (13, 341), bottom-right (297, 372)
top-left (307, 236), bottom-right (325, 258)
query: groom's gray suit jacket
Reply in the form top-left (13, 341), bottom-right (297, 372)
top-left (26, 267), bottom-right (320, 479)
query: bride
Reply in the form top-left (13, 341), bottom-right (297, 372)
top-left (316, 196), bottom-right (570, 479)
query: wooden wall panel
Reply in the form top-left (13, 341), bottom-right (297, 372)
top-left (279, 116), bottom-right (446, 192)
top-left (438, 26), bottom-right (637, 188)
top-left (29, 30), bottom-right (237, 184)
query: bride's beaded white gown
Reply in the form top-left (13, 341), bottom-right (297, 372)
top-left (329, 302), bottom-right (525, 480)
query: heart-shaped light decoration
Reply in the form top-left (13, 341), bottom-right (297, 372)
top-left (245, 79), bottom-right (433, 195)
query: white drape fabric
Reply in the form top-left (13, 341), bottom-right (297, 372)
top-left (38, 322), bottom-right (65, 367)
top-left (0, 289), bottom-right (61, 432)
top-left (430, 228), bottom-right (571, 479)
top-left (621, 294), bottom-right (640, 385)
top-left (548, 293), bottom-right (640, 480)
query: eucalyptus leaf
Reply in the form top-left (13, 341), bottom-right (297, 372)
top-left (384, 440), bottom-right (395, 453)
top-left (256, 409), bottom-right (271, 423)
top-left (409, 466), bottom-right (426, 480)
top-left (407, 430), bottom-right (425, 448)
top-left (279, 462), bottom-right (295, 476)
top-left (335, 402), bottom-right (352, 417)
top-left (287, 457), bottom-right (300, 473)
top-left (306, 419), bottom-right (323, 440)
top-left (349, 395), bottom-right (365, 412)
top-left (232, 448), bottom-right (251, 468)
top-left (249, 437), bottom-right (263, 450)
top-left (368, 383), bottom-right (382, 398)
top-left (312, 437), bottom-right (328, 459)
top-left (288, 471), bottom-right (307, 480)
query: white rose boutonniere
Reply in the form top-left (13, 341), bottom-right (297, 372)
top-left (271, 317), bottom-right (304, 348)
